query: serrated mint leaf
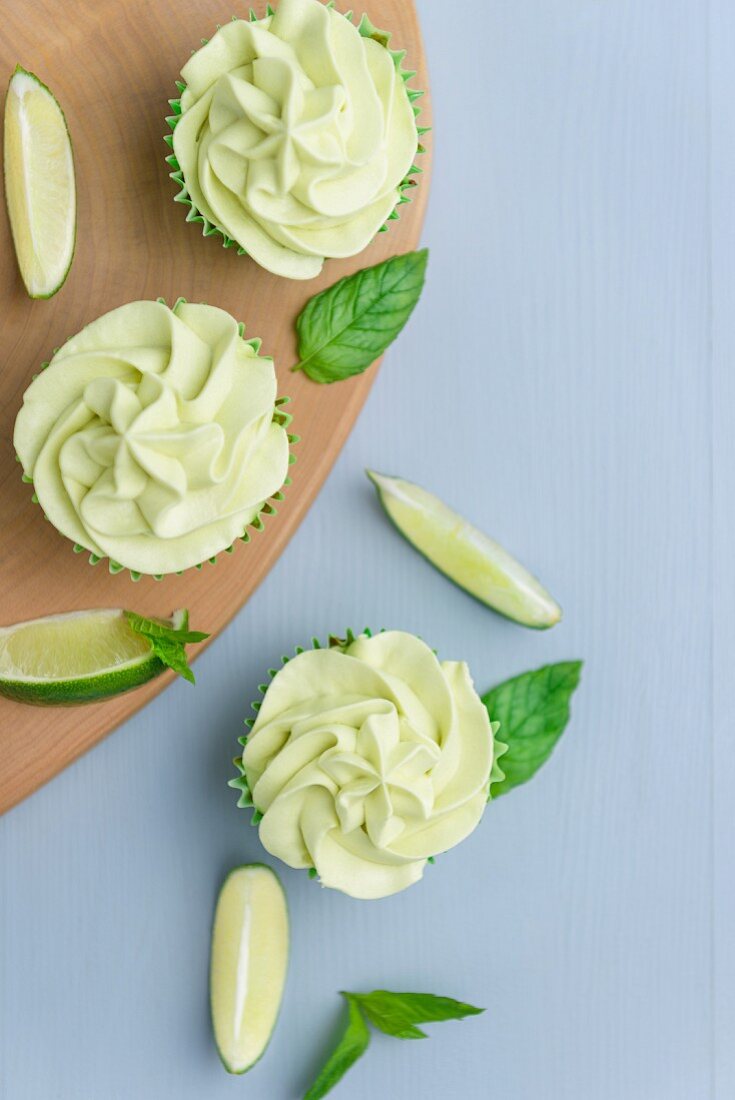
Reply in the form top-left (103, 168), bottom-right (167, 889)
top-left (125, 612), bottom-right (208, 644)
top-left (303, 994), bottom-right (370, 1100)
top-left (303, 989), bottom-right (483, 1098)
top-left (483, 661), bottom-right (582, 797)
top-left (150, 638), bottom-right (196, 684)
top-left (352, 991), bottom-right (484, 1040)
top-left (125, 610), bottom-right (209, 685)
top-left (292, 249), bottom-right (428, 383)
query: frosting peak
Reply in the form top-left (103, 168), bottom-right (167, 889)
top-left (240, 631), bottom-right (500, 900)
top-left (172, 0), bottom-right (419, 279)
top-left (14, 300), bottom-right (290, 575)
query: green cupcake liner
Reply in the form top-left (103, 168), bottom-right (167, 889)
top-left (229, 628), bottom-right (508, 863)
top-left (16, 296), bottom-right (299, 582)
top-left (164, 5), bottom-right (429, 268)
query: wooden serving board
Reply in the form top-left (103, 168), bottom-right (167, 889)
top-left (0, 0), bottom-right (430, 814)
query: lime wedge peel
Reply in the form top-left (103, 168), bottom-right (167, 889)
top-left (4, 65), bottom-right (76, 299)
top-left (0, 608), bottom-right (188, 705)
top-left (210, 864), bottom-right (289, 1075)
top-left (367, 470), bottom-right (562, 630)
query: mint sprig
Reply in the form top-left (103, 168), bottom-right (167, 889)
top-left (304, 995), bottom-right (370, 1100)
top-left (292, 249), bottom-right (429, 383)
top-left (351, 990), bottom-right (484, 1040)
top-left (303, 990), bottom-right (483, 1099)
top-left (125, 611), bottom-right (209, 685)
top-left (483, 661), bottom-right (583, 797)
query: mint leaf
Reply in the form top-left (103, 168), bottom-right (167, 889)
top-left (352, 991), bottom-right (484, 1040)
top-left (303, 990), bottom-right (483, 1098)
top-left (483, 661), bottom-right (582, 797)
top-left (292, 249), bottom-right (428, 383)
top-left (125, 612), bottom-right (208, 645)
top-left (303, 994), bottom-right (370, 1100)
top-left (149, 637), bottom-right (196, 684)
top-left (125, 611), bottom-right (209, 685)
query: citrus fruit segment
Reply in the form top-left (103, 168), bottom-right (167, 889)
top-left (4, 66), bottom-right (76, 298)
top-left (210, 865), bottom-right (289, 1075)
top-left (368, 470), bottom-right (562, 629)
top-left (0, 609), bottom-right (188, 705)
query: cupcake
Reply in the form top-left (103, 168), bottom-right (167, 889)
top-left (231, 630), bottom-right (505, 900)
top-left (14, 299), bottom-right (295, 579)
top-left (166, 0), bottom-right (423, 280)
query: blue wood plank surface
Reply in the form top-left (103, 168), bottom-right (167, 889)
top-left (712, 2), bottom-right (734, 1096)
top-left (1, 1), bottom-right (730, 1097)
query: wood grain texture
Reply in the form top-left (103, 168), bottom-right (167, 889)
top-left (0, 0), bottom-right (431, 813)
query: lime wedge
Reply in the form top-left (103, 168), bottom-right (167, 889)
top-left (4, 66), bottom-right (76, 298)
top-left (210, 865), bottom-right (289, 1075)
top-left (367, 470), bottom-right (562, 629)
top-left (0, 608), bottom-right (188, 705)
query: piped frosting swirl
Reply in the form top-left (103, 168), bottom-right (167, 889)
top-left (172, 0), bottom-right (419, 279)
top-left (14, 300), bottom-right (290, 576)
top-left (241, 631), bottom-right (500, 899)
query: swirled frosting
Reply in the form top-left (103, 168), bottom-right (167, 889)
top-left (172, 0), bottom-right (419, 279)
top-left (14, 300), bottom-right (290, 576)
top-left (241, 631), bottom-right (500, 899)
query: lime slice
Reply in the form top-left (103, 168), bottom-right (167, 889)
top-left (209, 858), bottom-right (290, 1073)
top-left (367, 470), bottom-right (562, 629)
top-left (210, 865), bottom-right (289, 1075)
top-left (0, 608), bottom-right (188, 705)
top-left (4, 66), bottom-right (76, 298)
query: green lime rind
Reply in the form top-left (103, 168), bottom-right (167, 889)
top-left (0, 609), bottom-right (188, 707)
top-left (0, 653), bottom-right (166, 706)
top-left (5, 65), bottom-right (77, 300)
top-left (210, 863), bottom-right (289, 1075)
top-left (16, 298), bottom-right (298, 581)
top-left (164, 7), bottom-right (428, 267)
top-left (367, 470), bottom-right (563, 630)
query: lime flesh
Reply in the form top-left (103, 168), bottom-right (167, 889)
top-left (210, 865), bottom-right (289, 1075)
top-left (4, 66), bottom-right (76, 298)
top-left (368, 470), bottom-right (562, 629)
top-left (0, 609), bottom-right (185, 705)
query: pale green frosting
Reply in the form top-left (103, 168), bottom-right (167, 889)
top-left (173, 0), bottom-right (419, 280)
top-left (243, 632), bottom-right (498, 900)
top-left (14, 300), bottom-right (290, 576)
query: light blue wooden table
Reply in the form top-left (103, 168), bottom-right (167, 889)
top-left (2, 1), bottom-right (732, 1096)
